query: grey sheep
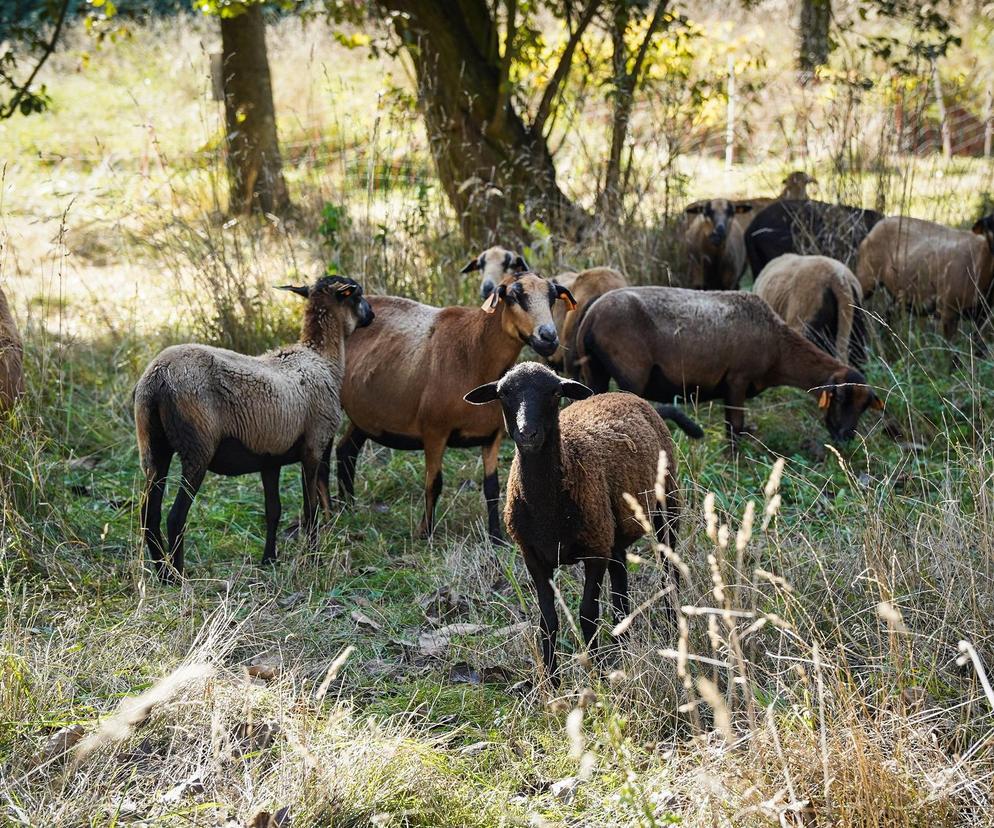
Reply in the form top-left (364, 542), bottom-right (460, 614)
top-left (134, 276), bottom-right (374, 581)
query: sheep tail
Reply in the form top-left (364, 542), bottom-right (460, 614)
top-left (655, 405), bottom-right (704, 440)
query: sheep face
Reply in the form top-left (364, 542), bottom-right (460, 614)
top-left (781, 171), bottom-right (816, 199)
top-left (818, 367), bottom-right (883, 442)
top-left (280, 276), bottom-right (375, 333)
top-left (481, 273), bottom-right (577, 358)
top-left (973, 214), bottom-right (994, 255)
top-left (464, 362), bottom-right (592, 453)
top-left (461, 246), bottom-right (529, 300)
top-left (686, 199), bottom-right (753, 245)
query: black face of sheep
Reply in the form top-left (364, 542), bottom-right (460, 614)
top-left (973, 214), bottom-right (994, 255)
top-left (464, 363), bottom-right (592, 453)
top-left (818, 368), bottom-right (884, 443)
top-left (279, 276), bottom-right (375, 328)
top-left (686, 198), bottom-right (753, 245)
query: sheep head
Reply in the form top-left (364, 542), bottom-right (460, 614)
top-left (686, 199), bottom-right (753, 246)
top-left (278, 276), bottom-right (375, 337)
top-left (816, 367), bottom-right (883, 443)
top-left (461, 246), bottom-right (529, 300)
top-left (464, 362), bottom-right (592, 453)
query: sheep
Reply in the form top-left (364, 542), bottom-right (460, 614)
top-left (733, 171), bottom-right (817, 233)
top-left (745, 199), bottom-right (883, 277)
top-left (335, 271), bottom-right (577, 542)
top-left (464, 362), bottom-right (681, 681)
top-left (575, 287), bottom-right (883, 447)
top-left (754, 253), bottom-right (868, 368)
top-left (0, 284), bottom-right (24, 411)
top-left (855, 214), bottom-right (994, 347)
top-left (684, 199), bottom-right (754, 290)
top-left (134, 276), bottom-right (374, 581)
top-left (548, 266), bottom-right (629, 377)
top-left (461, 245), bottom-right (529, 299)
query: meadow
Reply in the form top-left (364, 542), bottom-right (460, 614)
top-left (2, 9), bottom-right (994, 827)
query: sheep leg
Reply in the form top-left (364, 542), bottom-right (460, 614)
top-left (723, 397), bottom-right (747, 449)
top-left (417, 436), bottom-right (445, 539)
top-left (481, 434), bottom-right (505, 543)
top-left (260, 467), bottom-right (281, 566)
top-left (579, 557), bottom-right (607, 654)
top-left (164, 462), bottom-right (206, 581)
top-left (139, 447), bottom-right (172, 580)
top-left (335, 424), bottom-right (368, 506)
top-left (524, 553), bottom-right (560, 683)
top-left (300, 455), bottom-right (321, 547)
top-left (607, 547), bottom-right (630, 630)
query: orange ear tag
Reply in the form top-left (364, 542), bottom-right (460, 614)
top-left (481, 294), bottom-right (500, 313)
top-left (818, 390), bottom-right (831, 409)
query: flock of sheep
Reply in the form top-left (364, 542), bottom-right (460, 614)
top-left (1, 171), bottom-right (992, 683)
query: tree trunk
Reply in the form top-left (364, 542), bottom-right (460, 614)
top-left (378, 0), bottom-right (589, 245)
top-left (797, 0), bottom-right (831, 82)
top-left (220, 6), bottom-right (290, 216)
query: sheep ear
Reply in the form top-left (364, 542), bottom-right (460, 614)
top-left (818, 389), bottom-right (832, 409)
top-left (685, 203), bottom-right (705, 214)
top-left (461, 258), bottom-right (481, 274)
top-left (734, 202), bottom-right (754, 213)
top-left (510, 254), bottom-right (529, 273)
top-left (464, 382), bottom-right (499, 404)
top-left (560, 379), bottom-right (593, 400)
top-left (481, 284), bottom-right (505, 313)
top-left (870, 395), bottom-right (885, 411)
top-left (277, 285), bottom-right (310, 299)
top-left (555, 284), bottom-right (578, 311)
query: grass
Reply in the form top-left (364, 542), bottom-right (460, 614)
top-left (2, 10), bottom-right (994, 828)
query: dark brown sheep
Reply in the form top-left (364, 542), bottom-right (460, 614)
top-left (754, 253), bottom-right (868, 367)
top-left (548, 266), bottom-right (629, 376)
top-left (576, 287), bottom-right (883, 446)
top-left (134, 276), bottom-right (373, 581)
top-left (0, 284), bottom-right (24, 411)
top-left (465, 362), bottom-right (681, 681)
top-left (337, 272), bottom-right (577, 541)
top-left (684, 199), bottom-right (754, 290)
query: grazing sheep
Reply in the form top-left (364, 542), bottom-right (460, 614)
top-left (856, 214), bottom-right (994, 346)
top-left (684, 199), bottom-right (754, 290)
top-left (745, 200), bottom-right (883, 277)
top-left (548, 266), bottom-right (629, 377)
top-left (461, 245), bottom-right (529, 299)
top-left (0, 284), bottom-right (24, 411)
top-left (754, 254), bottom-right (868, 368)
top-left (336, 272), bottom-right (577, 541)
top-left (134, 276), bottom-right (374, 581)
top-left (464, 362), bottom-right (681, 681)
top-left (576, 287), bottom-right (883, 446)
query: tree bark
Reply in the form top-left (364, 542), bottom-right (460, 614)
top-left (220, 6), bottom-right (290, 216)
top-left (378, 0), bottom-right (590, 245)
top-left (797, 0), bottom-right (830, 82)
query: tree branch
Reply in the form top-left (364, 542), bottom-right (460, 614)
top-left (627, 0), bottom-right (668, 90)
top-left (489, 0), bottom-right (518, 136)
top-left (0, 0), bottom-right (71, 120)
top-left (531, 0), bottom-right (601, 138)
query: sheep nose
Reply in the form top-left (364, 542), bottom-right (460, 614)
top-left (537, 325), bottom-right (557, 344)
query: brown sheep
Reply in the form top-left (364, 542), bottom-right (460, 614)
top-left (684, 199), bottom-right (754, 290)
top-left (461, 245), bottom-right (529, 299)
top-left (336, 272), bottom-right (577, 541)
top-left (0, 284), bottom-right (24, 411)
top-left (856, 214), bottom-right (994, 346)
top-left (134, 276), bottom-right (373, 581)
top-left (464, 362), bottom-right (681, 682)
top-left (576, 287), bottom-right (883, 447)
top-left (754, 253), bottom-right (868, 367)
top-left (548, 266), bottom-right (629, 377)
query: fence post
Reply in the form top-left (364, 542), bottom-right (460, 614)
top-left (930, 57), bottom-right (952, 159)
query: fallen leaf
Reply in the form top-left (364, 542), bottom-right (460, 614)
top-left (459, 740), bottom-right (491, 756)
top-left (246, 808), bottom-right (290, 828)
top-left (418, 623), bottom-right (483, 657)
top-left (550, 776), bottom-right (580, 804)
top-left (161, 771), bottom-right (205, 803)
top-left (246, 664), bottom-right (280, 682)
top-left (67, 454), bottom-right (100, 470)
top-left (351, 609), bottom-right (382, 631)
top-left (232, 721), bottom-right (280, 756)
top-left (33, 724), bottom-right (85, 768)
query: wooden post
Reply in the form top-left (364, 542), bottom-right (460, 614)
top-left (725, 54), bottom-right (736, 170)
top-left (931, 57), bottom-right (952, 159)
top-left (984, 84), bottom-right (992, 159)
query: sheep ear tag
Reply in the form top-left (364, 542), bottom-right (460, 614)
top-left (481, 292), bottom-right (500, 313)
top-left (337, 285), bottom-right (354, 297)
top-left (818, 390), bottom-right (831, 409)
